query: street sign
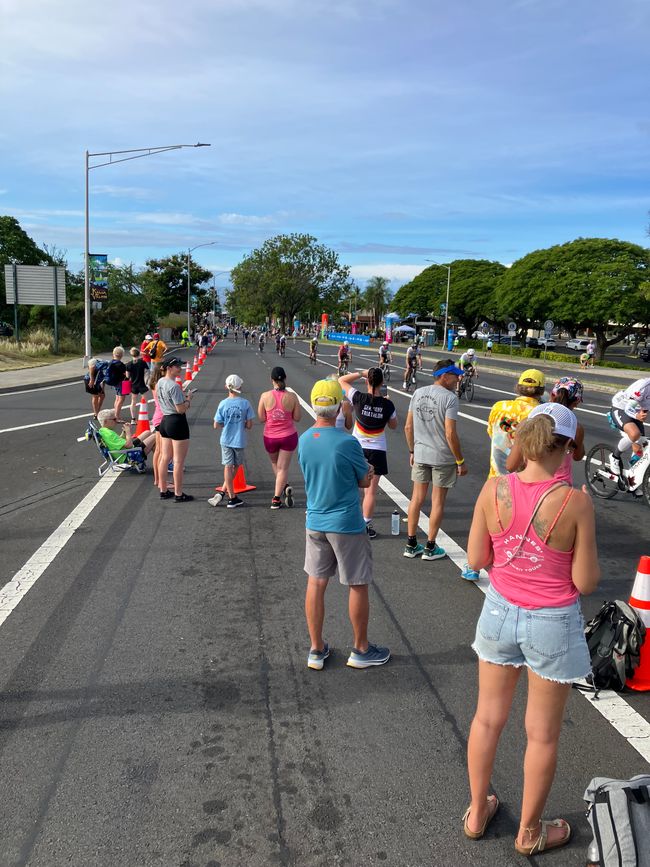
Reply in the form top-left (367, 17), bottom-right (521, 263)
top-left (481, 321), bottom-right (488, 330)
top-left (544, 319), bottom-right (554, 333)
top-left (508, 321), bottom-right (517, 333)
top-left (440, 303), bottom-right (447, 313)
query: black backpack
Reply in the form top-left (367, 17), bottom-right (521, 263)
top-left (83, 359), bottom-right (110, 387)
top-left (583, 601), bottom-right (646, 693)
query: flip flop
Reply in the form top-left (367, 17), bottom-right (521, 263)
top-left (514, 818), bottom-right (571, 855)
top-left (462, 795), bottom-right (499, 839)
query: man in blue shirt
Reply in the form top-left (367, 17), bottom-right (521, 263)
top-left (210, 374), bottom-right (255, 508)
top-left (298, 379), bottom-right (390, 672)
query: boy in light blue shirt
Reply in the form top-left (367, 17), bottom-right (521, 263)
top-left (209, 374), bottom-right (255, 508)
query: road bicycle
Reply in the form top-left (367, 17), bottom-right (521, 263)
top-left (338, 358), bottom-right (349, 375)
top-left (404, 365), bottom-right (417, 391)
top-left (380, 360), bottom-right (391, 382)
top-left (309, 349), bottom-right (317, 365)
top-left (458, 369), bottom-right (475, 402)
top-left (584, 438), bottom-right (650, 506)
top-left (280, 342), bottom-right (286, 357)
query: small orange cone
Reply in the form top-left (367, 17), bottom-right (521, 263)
top-left (134, 397), bottom-right (150, 437)
top-left (192, 356), bottom-right (199, 375)
top-left (175, 374), bottom-right (183, 388)
top-left (184, 362), bottom-right (192, 382)
top-left (627, 555), bottom-right (650, 691)
top-left (215, 465), bottom-right (257, 494)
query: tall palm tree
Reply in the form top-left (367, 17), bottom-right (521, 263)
top-left (363, 276), bottom-right (391, 330)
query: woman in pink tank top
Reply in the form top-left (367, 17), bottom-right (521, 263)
top-left (463, 404), bottom-right (599, 856)
top-left (506, 377), bottom-right (585, 483)
top-left (257, 366), bottom-right (301, 509)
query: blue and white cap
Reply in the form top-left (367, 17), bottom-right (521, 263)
top-left (528, 402), bottom-right (577, 440)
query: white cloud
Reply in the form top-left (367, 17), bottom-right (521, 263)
top-left (349, 263), bottom-right (427, 283)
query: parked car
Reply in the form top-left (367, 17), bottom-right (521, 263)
top-left (526, 337), bottom-right (540, 348)
top-left (0, 321), bottom-right (14, 337)
top-left (538, 336), bottom-right (556, 348)
top-left (565, 338), bottom-right (591, 351)
top-left (640, 346), bottom-right (650, 362)
top-left (472, 331), bottom-right (490, 340)
top-left (498, 336), bottom-right (521, 347)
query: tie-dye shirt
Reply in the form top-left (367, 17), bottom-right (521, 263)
top-left (487, 396), bottom-right (540, 478)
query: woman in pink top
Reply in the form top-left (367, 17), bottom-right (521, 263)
top-left (149, 366), bottom-right (165, 489)
top-left (463, 404), bottom-right (599, 856)
top-left (258, 366), bottom-right (301, 509)
top-left (506, 377), bottom-right (585, 483)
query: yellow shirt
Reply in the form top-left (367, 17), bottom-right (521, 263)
top-left (486, 396), bottom-right (540, 478)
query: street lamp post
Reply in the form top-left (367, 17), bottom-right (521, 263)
top-left (211, 270), bottom-right (230, 320)
top-left (84, 142), bottom-right (210, 364)
top-left (187, 242), bottom-right (218, 335)
top-left (425, 260), bottom-right (451, 349)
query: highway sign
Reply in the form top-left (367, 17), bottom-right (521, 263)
top-left (508, 321), bottom-right (517, 333)
top-left (544, 319), bottom-right (554, 333)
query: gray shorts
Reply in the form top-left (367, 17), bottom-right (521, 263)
top-left (221, 445), bottom-right (244, 467)
top-left (411, 462), bottom-right (457, 488)
top-left (304, 530), bottom-right (373, 586)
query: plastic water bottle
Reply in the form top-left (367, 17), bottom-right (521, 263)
top-left (586, 838), bottom-right (600, 866)
top-left (391, 510), bottom-right (400, 536)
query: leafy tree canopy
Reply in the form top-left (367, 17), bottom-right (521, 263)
top-left (228, 234), bottom-right (351, 329)
top-left (497, 238), bottom-right (650, 354)
top-left (140, 253), bottom-right (213, 319)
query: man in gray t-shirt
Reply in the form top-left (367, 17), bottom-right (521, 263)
top-left (403, 359), bottom-right (468, 560)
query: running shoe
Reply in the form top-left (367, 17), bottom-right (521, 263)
top-left (403, 542), bottom-right (425, 558)
top-left (284, 484), bottom-right (294, 508)
top-left (307, 642), bottom-right (330, 671)
top-left (366, 522), bottom-right (377, 540)
top-left (208, 491), bottom-right (224, 507)
top-left (422, 544), bottom-right (446, 561)
top-left (175, 493), bottom-right (194, 503)
top-left (270, 496), bottom-right (284, 510)
top-left (227, 496), bottom-right (244, 508)
top-left (347, 643), bottom-right (390, 669)
top-left (160, 490), bottom-right (174, 500)
top-left (461, 564), bottom-right (480, 581)
top-left (608, 454), bottom-right (621, 475)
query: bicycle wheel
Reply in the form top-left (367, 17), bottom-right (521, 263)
top-left (385, 365), bottom-right (390, 382)
top-left (466, 377), bottom-right (475, 402)
top-left (585, 443), bottom-right (619, 499)
top-left (642, 466), bottom-right (650, 508)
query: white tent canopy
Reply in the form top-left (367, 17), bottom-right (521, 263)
top-left (393, 324), bottom-right (415, 333)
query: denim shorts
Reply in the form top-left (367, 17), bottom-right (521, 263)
top-left (472, 585), bottom-right (591, 683)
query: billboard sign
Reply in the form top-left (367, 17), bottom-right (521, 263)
top-left (89, 253), bottom-right (108, 301)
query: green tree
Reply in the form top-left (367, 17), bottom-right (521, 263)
top-left (497, 239), bottom-right (650, 359)
top-left (228, 234), bottom-right (351, 330)
top-left (140, 253), bottom-right (213, 318)
top-left (363, 276), bottom-right (391, 330)
top-left (0, 216), bottom-right (55, 327)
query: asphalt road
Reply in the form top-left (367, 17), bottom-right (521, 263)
top-left (0, 338), bottom-right (649, 867)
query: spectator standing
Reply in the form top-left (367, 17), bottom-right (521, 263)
top-left (146, 333), bottom-right (167, 372)
top-left (586, 339), bottom-right (596, 366)
top-left (157, 357), bottom-right (194, 502)
top-left (209, 375), bottom-right (255, 509)
top-left (486, 369), bottom-right (545, 478)
top-left (339, 368), bottom-right (397, 538)
top-left (257, 366), bottom-right (301, 509)
top-left (485, 338), bottom-right (493, 356)
top-left (403, 359), bottom-right (466, 560)
top-left (106, 346), bottom-right (128, 422)
top-left (140, 333), bottom-right (153, 368)
top-left (126, 347), bottom-right (150, 422)
top-left (149, 366), bottom-right (165, 489)
top-left (463, 406), bottom-right (598, 855)
top-left (84, 357), bottom-right (106, 419)
top-left (298, 379), bottom-right (390, 671)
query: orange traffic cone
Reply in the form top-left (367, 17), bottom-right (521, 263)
top-left (175, 374), bottom-right (183, 388)
top-left (184, 362), bottom-right (192, 382)
top-left (192, 356), bottom-right (199, 375)
top-left (627, 555), bottom-right (650, 691)
top-left (134, 397), bottom-right (150, 437)
top-left (215, 465), bottom-right (257, 494)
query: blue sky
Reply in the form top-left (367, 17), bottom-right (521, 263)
top-left (1, 0), bottom-right (649, 295)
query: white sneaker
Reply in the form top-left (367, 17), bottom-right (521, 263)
top-left (608, 454), bottom-right (621, 475)
top-left (208, 491), bottom-right (224, 507)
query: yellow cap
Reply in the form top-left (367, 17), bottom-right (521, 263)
top-left (311, 379), bottom-right (343, 407)
top-left (518, 368), bottom-right (545, 387)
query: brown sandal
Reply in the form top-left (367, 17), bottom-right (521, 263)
top-left (515, 819), bottom-right (571, 855)
top-left (462, 795), bottom-right (499, 839)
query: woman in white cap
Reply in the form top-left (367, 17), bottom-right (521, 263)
top-left (463, 402), bottom-right (599, 856)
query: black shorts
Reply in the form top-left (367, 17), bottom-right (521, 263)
top-left (132, 437), bottom-right (144, 448)
top-left (85, 382), bottom-right (104, 395)
top-left (611, 407), bottom-right (644, 436)
top-left (131, 384), bottom-right (148, 395)
top-left (159, 413), bottom-right (190, 441)
top-left (363, 448), bottom-right (388, 477)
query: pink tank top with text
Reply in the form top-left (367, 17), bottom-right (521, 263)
top-left (489, 474), bottom-right (578, 609)
top-left (264, 389), bottom-right (296, 439)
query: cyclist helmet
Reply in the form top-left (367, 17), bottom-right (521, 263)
top-left (466, 348), bottom-right (475, 357)
top-left (381, 341), bottom-right (388, 347)
top-left (551, 376), bottom-right (584, 405)
top-left (343, 341), bottom-right (349, 347)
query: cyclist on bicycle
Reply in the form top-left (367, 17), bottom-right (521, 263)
top-left (258, 332), bottom-right (265, 352)
top-left (403, 342), bottom-right (418, 389)
top-left (338, 341), bottom-right (351, 372)
top-left (309, 336), bottom-right (318, 362)
top-left (457, 348), bottom-right (478, 394)
top-left (609, 377), bottom-right (650, 474)
top-left (378, 341), bottom-right (391, 367)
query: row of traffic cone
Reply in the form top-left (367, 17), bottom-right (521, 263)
top-left (627, 555), bottom-right (650, 691)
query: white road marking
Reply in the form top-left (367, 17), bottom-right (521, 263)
top-left (0, 380), bottom-right (80, 397)
top-left (289, 377), bottom-right (650, 764)
top-left (0, 397), bottom-right (160, 435)
top-left (0, 471), bottom-right (121, 628)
